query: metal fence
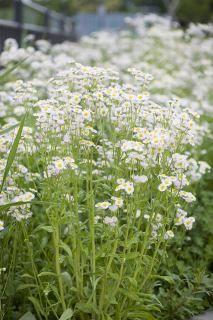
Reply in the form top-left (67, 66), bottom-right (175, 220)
top-left (75, 12), bottom-right (131, 36)
top-left (0, 0), bottom-right (76, 51)
top-left (75, 6), bottom-right (159, 36)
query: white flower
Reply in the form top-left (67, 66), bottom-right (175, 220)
top-left (136, 209), bottom-right (141, 218)
top-left (115, 184), bottom-right (124, 192)
top-left (117, 178), bottom-right (125, 184)
top-left (144, 214), bottom-right (150, 220)
top-left (179, 191), bottom-right (196, 203)
top-left (109, 204), bottom-right (118, 212)
top-left (64, 157), bottom-right (75, 166)
top-left (133, 175), bottom-right (148, 183)
top-left (103, 216), bottom-right (118, 227)
top-left (54, 159), bottom-right (65, 171)
top-left (175, 208), bottom-right (188, 226)
top-left (95, 215), bottom-right (101, 224)
top-left (115, 181), bottom-right (134, 195)
top-left (0, 267), bottom-right (6, 275)
top-left (123, 182), bottom-right (134, 195)
top-left (65, 194), bottom-right (74, 202)
top-left (21, 192), bottom-right (35, 202)
top-left (155, 213), bottom-right (162, 222)
top-left (111, 196), bottom-right (124, 208)
top-left (82, 109), bottom-right (92, 121)
top-left (163, 177), bottom-right (173, 187)
top-left (0, 220), bottom-right (4, 231)
top-left (198, 161), bottom-right (210, 174)
top-left (95, 201), bottom-right (111, 210)
top-left (184, 217), bottom-right (195, 230)
top-left (158, 183), bottom-right (167, 192)
top-left (164, 230), bottom-right (174, 240)
top-left (13, 192), bottom-right (35, 203)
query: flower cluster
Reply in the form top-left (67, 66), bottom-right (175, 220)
top-left (0, 14), bottom-right (211, 319)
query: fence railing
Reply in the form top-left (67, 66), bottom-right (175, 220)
top-left (0, 0), bottom-right (76, 51)
top-left (75, 6), bottom-right (159, 37)
top-left (75, 12), bottom-right (131, 37)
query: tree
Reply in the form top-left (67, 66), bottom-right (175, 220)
top-left (177, 0), bottom-right (213, 24)
top-left (162, 0), bottom-right (180, 19)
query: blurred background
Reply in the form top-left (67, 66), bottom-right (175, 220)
top-left (33, 0), bottom-right (213, 23)
top-left (1, 1), bottom-right (213, 23)
top-left (0, 0), bottom-right (212, 42)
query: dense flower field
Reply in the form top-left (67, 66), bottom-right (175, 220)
top-left (0, 14), bottom-right (212, 320)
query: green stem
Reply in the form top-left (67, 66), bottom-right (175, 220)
top-left (140, 240), bottom-right (162, 289)
top-left (87, 151), bottom-right (97, 314)
top-left (99, 236), bottom-right (118, 312)
top-left (53, 224), bottom-right (66, 312)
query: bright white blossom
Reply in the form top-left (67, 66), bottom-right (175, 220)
top-left (184, 217), bottom-right (195, 230)
top-left (95, 202), bottom-right (111, 210)
top-left (164, 230), bottom-right (174, 240)
top-left (0, 220), bottom-right (4, 231)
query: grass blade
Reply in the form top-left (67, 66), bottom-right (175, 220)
top-left (0, 123), bottom-right (19, 136)
top-left (0, 113), bottom-right (27, 193)
top-left (0, 57), bottom-right (29, 84)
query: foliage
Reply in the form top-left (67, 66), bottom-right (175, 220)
top-left (157, 172), bottom-right (213, 319)
top-left (0, 15), bottom-right (212, 320)
top-left (177, 0), bottom-right (213, 24)
top-left (34, 0), bottom-right (213, 23)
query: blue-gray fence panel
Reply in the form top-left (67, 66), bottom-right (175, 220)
top-left (75, 13), bottom-right (133, 36)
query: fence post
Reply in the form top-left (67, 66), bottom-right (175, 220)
top-left (44, 9), bottom-right (50, 38)
top-left (13, 0), bottom-right (23, 46)
top-left (70, 19), bottom-right (77, 41)
top-left (60, 17), bottom-right (65, 34)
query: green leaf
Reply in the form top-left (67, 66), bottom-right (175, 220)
top-left (19, 311), bottom-right (36, 320)
top-left (28, 296), bottom-right (46, 317)
top-left (60, 241), bottom-right (73, 258)
top-left (118, 288), bottom-right (139, 301)
top-left (0, 113), bottom-right (27, 193)
top-left (126, 276), bottom-right (137, 287)
top-left (18, 284), bottom-right (38, 291)
top-left (61, 271), bottom-right (72, 285)
top-left (37, 271), bottom-right (56, 277)
top-left (0, 201), bottom-right (58, 213)
top-left (76, 302), bottom-right (98, 314)
top-left (0, 57), bottom-right (29, 83)
top-left (35, 225), bottom-right (54, 233)
top-left (127, 311), bottom-right (156, 320)
top-left (21, 273), bottom-right (35, 280)
top-left (59, 308), bottom-right (74, 320)
top-left (0, 201), bottom-right (31, 212)
top-left (0, 123), bottom-right (19, 136)
top-left (151, 275), bottom-right (175, 285)
top-left (124, 252), bottom-right (140, 260)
